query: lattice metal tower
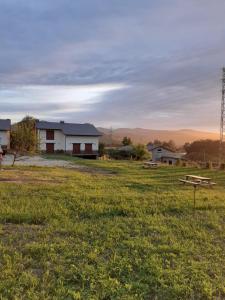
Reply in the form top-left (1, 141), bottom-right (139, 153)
top-left (220, 67), bottom-right (225, 162)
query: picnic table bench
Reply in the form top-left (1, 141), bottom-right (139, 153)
top-left (143, 161), bottom-right (158, 169)
top-left (179, 174), bottom-right (216, 209)
top-left (179, 175), bottom-right (216, 188)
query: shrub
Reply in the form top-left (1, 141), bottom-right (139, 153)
top-left (107, 144), bottom-right (150, 161)
top-left (175, 159), bottom-right (182, 166)
top-left (182, 161), bottom-right (187, 167)
top-left (55, 150), bottom-right (65, 154)
top-left (107, 148), bottom-right (133, 160)
top-left (133, 144), bottom-right (150, 161)
top-left (99, 143), bottom-right (105, 157)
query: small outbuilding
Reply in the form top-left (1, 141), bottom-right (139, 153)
top-left (148, 145), bottom-right (185, 165)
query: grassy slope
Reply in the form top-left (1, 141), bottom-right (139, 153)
top-left (0, 158), bottom-right (225, 299)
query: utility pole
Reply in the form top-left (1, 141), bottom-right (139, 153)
top-left (219, 68), bottom-right (225, 164)
top-left (110, 126), bottom-right (113, 146)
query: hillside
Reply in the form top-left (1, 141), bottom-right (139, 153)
top-left (99, 127), bottom-right (219, 146)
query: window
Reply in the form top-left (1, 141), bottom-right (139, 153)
top-left (46, 130), bottom-right (54, 140)
top-left (157, 148), bottom-right (162, 152)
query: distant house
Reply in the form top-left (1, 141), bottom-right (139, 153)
top-left (36, 120), bottom-right (102, 158)
top-left (0, 119), bottom-right (11, 150)
top-left (147, 144), bottom-right (184, 165)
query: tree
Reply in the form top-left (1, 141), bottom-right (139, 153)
top-left (11, 116), bottom-right (37, 152)
top-left (10, 116), bottom-right (38, 165)
top-left (151, 139), bottom-right (177, 151)
top-left (162, 140), bottom-right (177, 152)
top-left (153, 139), bottom-right (161, 146)
top-left (122, 136), bottom-right (132, 146)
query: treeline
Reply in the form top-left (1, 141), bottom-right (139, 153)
top-left (184, 139), bottom-right (224, 162)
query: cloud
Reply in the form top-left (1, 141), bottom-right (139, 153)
top-left (0, 83), bottom-right (128, 122)
top-left (0, 0), bottom-right (224, 130)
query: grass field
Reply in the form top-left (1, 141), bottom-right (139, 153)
top-left (0, 158), bottom-right (225, 299)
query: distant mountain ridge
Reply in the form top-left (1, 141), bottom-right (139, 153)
top-left (98, 127), bottom-right (219, 146)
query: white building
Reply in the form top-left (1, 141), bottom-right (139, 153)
top-left (147, 144), bottom-right (184, 165)
top-left (36, 121), bottom-right (102, 158)
top-left (0, 119), bottom-right (11, 150)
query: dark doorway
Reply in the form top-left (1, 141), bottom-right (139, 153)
top-left (85, 143), bottom-right (93, 154)
top-left (46, 143), bottom-right (54, 153)
top-left (73, 143), bottom-right (81, 154)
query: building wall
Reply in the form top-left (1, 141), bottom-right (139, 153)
top-left (161, 157), bottom-right (178, 165)
top-left (65, 136), bottom-right (99, 152)
top-left (38, 129), bottom-right (99, 152)
top-left (0, 131), bottom-right (10, 148)
top-left (38, 129), bottom-right (65, 151)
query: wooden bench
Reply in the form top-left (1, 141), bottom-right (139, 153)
top-left (179, 179), bottom-right (200, 186)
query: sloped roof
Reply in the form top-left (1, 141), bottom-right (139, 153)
top-left (36, 121), bottom-right (102, 136)
top-left (148, 144), bottom-right (185, 159)
top-left (0, 119), bottom-right (11, 130)
top-left (150, 145), bottom-right (176, 153)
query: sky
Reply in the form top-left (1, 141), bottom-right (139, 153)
top-left (0, 0), bottom-right (225, 131)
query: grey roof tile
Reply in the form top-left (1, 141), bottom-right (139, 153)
top-left (36, 121), bottom-right (102, 136)
top-left (0, 119), bottom-right (11, 130)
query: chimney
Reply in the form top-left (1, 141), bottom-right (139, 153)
top-left (60, 121), bottom-right (65, 124)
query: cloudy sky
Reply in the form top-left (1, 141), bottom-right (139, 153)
top-left (0, 0), bottom-right (224, 131)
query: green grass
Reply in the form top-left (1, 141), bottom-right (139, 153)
top-left (0, 159), bottom-right (225, 299)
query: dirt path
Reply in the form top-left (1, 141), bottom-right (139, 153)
top-left (2, 155), bottom-right (73, 168)
top-left (2, 155), bottom-right (116, 175)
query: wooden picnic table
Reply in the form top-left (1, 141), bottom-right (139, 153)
top-left (143, 161), bottom-right (158, 169)
top-left (179, 175), bottom-right (215, 187)
top-left (185, 175), bottom-right (211, 183)
top-left (182, 175), bottom-right (216, 187)
top-left (179, 174), bottom-right (216, 209)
